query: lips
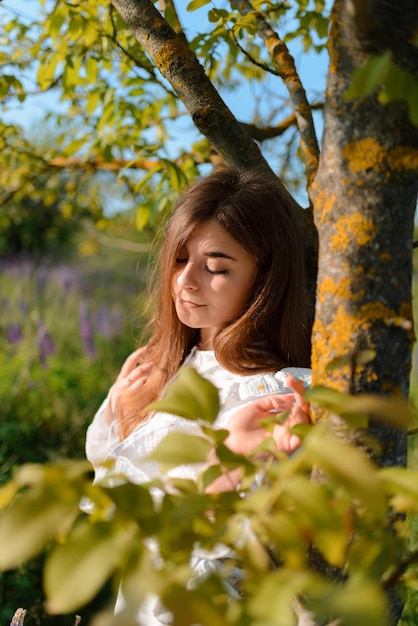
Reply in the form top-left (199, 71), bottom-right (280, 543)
top-left (179, 297), bottom-right (204, 308)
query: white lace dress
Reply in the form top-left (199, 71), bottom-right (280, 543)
top-left (85, 349), bottom-right (311, 624)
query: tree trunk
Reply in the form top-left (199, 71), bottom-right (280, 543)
top-left (311, 0), bottom-right (418, 472)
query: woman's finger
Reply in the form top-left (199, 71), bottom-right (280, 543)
top-left (117, 346), bottom-right (149, 380)
top-left (286, 373), bottom-right (310, 412)
top-left (124, 361), bottom-right (154, 385)
top-left (253, 393), bottom-right (295, 414)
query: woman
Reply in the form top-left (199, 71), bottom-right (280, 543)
top-left (85, 167), bottom-right (312, 623)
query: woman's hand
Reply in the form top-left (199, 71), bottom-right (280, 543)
top-left (104, 346), bottom-right (154, 424)
top-left (225, 373), bottom-right (310, 457)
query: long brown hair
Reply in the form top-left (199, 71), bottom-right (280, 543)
top-left (120, 167), bottom-right (310, 438)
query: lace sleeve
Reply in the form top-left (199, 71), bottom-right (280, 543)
top-left (85, 388), bottom-right (120, 470)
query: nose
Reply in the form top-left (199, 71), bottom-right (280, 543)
top-left (175, 261), bottom-right (199, 290)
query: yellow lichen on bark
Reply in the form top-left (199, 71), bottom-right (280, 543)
top-left (312, 187), bottom-right (336, 225)
top-left (312, 299), bottom-right (411, 380)
top-left (343, 138), bottom-right (385, 174)
top-left (154, 38), bottom-right (189, 75)
top-left (330, 213), bottom-right (375, 252)
top-left (319, 276), bottom-right (364, 302)
top-left (388, 146), bottom-right (418, 172)
top-left (343, 140), bottom-right (418, 175)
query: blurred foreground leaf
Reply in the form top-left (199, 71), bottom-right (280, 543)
top-left (307, 386), bottom-right (414, 428)
top-left (146, 366), bottom-right (220, 423)
top-left (303, 426), bottom-right (386, 515)
top-left (44, 518), bottom-right (136, 614)
top-left (0, 483), bottom-right (81, 570)
top-left (147, 432), bottom-right (212, 469)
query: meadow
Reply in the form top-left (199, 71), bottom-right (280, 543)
top-left (0, 248), bottom-right (150, 623)
top-left (1, 247), bottom-right (418, 625)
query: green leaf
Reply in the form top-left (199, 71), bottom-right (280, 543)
top-left (15, 460), bottom-right (91, 487)
top-left (86, 89), bottom-right (101, 116)
top-left (104, 482), bottom-right (155, 530)
top-left (47, 12), bottom-right (65, 38)
top-left (44, 519), bottom-right (135, 614)
top-left (313, 575), bottom-right (387, 626)
top-left (303, 427), bottom-right (386, 515)
top-left (146, 432), bottom-right (212, 469)
top-left (85, 57), bottom-right (98, 83)
top-left (208, 9), bottom-right (229, 23)
top-left (187, 0), bottom-right (211, 11)
top-left (37, 55), bottom-right (59, 90)
top-left (146, 366), bottom-right (220, 424)
top-left (380, 467), bottom-right (418, 503)
top-left (345, 50), bottom-right (392, 100)
top-left (326, 349), bottom-right (376, 370)
top-left (280, 475), bottom-right (346, 566)
top-left (306, 386), bottom-right (414, 428)
top-left (135, 204), bottom-right (152, 231)
top-left (0, 481), bottom-right (19, 511)
top-left (0, 485), bottom-right (80, 571)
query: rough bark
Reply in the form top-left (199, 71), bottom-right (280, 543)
top-left (230, 0), bottom-right (320, 192)
top-left (311, 0), bottom-right (418, 458)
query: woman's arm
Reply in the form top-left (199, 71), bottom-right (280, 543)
top-left (85, 346), bottom-right (153, 469)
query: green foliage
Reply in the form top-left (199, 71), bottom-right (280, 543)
top-left (0, 251), bottom-right (143, 623)
top-left (0, 189), bottom-right (81, 258)
top-left (0, 0), bottom-right (331, 220)
top-left (146, 366), bottom-right (220, 423)
top-left (345, 50), bottom-right (418, 126)
top-left (1, 366), bottom-right (418, 625)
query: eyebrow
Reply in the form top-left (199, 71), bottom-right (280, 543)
top-left (204, 251), bottom-right (237, 261)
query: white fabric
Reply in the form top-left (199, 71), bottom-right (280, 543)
top-left (85, 349), bottom-right (311, 624)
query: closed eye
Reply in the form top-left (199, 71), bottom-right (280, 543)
top-left (205, 266), bottom-right (229, 275)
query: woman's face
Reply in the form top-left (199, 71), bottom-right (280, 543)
top-left (172, 219), bottom-right (257, 349)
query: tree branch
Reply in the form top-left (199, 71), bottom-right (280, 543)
top-left (80, 218), bottom-right (151, 253)
top-left (47, 155), bottom-right (159, 172)
top-left (230, 0), bottom-right (320, 195)
top-left (109, 0), bottom-right (276, 176)
top-left (241, 103), bottom-right (323, 142)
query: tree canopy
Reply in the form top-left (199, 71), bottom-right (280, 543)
top-left (0, 1), bottom-right (327, 222)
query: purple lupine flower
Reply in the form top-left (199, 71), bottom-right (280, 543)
top-left (79, 299), bottom-right (95, 357)
top-left (111, 305), bottom-right (123, 336)
top-left (55, 265), bottom-right (79, 296)
top-left (36, 272), bottom-right (47, 298)
top-left (18, 300), bottom-right (28, 314)
top-left (94, 305), bottom-right (112, 338)
top-left (37, 323), bottom-right (55, 367)
top-left (10, 608), bottom-right (26, 626)
top-left (7, 322), bottom-right (22, 344)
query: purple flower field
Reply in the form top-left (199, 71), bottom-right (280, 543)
top-left (0, 257), bottom-right (143, 369)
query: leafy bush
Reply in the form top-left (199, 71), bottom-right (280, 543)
top-left (1, 368), bottom-right (418, 626)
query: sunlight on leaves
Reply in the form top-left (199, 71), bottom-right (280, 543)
top-left (146, 431), bottom-right (212, 469)
top-left (44, 518), bottom-right (135, 613)
top-left (146, 366), bottom-right (220, 424)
